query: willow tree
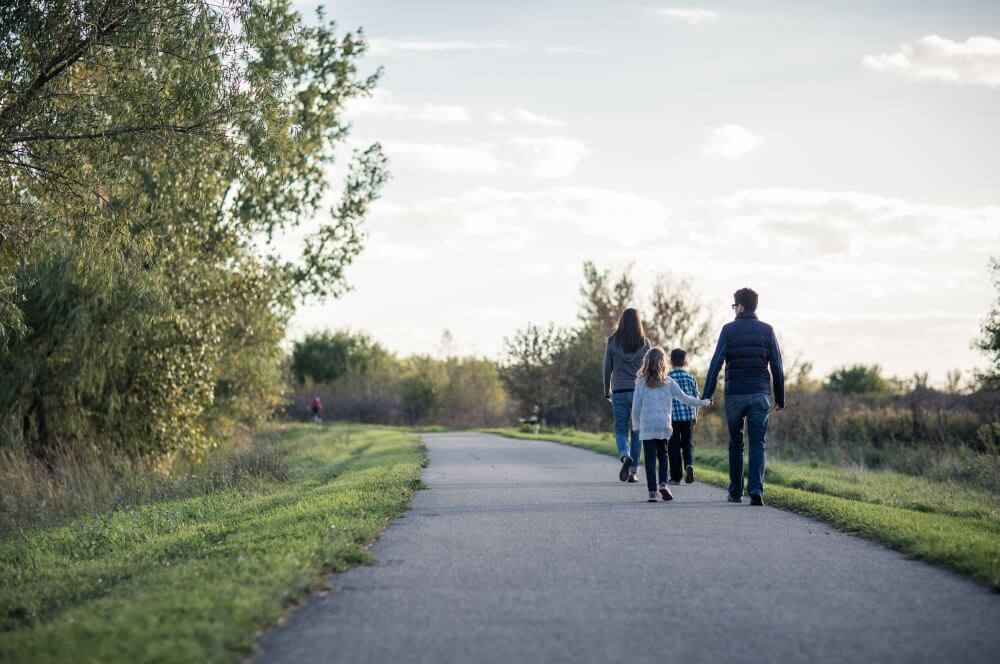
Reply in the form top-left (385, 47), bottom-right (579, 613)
top-left (0, 0), bottom-right (387, 459)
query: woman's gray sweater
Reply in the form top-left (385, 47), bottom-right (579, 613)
top-left (602, 337), bottom-right (652, 394)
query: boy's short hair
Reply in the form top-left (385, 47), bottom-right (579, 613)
top-left (734, 287), bottom-right (759, 312)
top-left (669, 348), bottom-right (687, 367)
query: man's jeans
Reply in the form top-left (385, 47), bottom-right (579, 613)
top-left (725, 393), bottom-right (770, 498)
top-left (612, 391), bottom-right (641, 471)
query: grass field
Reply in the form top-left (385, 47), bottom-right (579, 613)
top-left (484, 428), bottom-right (1000, 589)
top-left (0, 424), bottom-right (424, 663)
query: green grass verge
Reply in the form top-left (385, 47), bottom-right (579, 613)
top-left (484, 427), bottom-right (1000, 589)
top-left (0, 424), bottom-right (425, 663)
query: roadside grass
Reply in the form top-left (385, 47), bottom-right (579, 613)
top-left (484, 427), bottom-right (1000, 589)
top-left (0, 424), bottom-right (424, 663)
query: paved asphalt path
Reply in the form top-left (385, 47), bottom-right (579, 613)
top-left (258, 432), bottom-right (1000, 664)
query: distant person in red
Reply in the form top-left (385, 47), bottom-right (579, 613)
top-left (310, 397), bottom-right (323, 423)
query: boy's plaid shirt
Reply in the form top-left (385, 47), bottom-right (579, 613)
top-left (668, 369), bottom-right (700, 422)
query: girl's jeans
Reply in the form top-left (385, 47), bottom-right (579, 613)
top-left (642, 438), bottom-right (668, 492)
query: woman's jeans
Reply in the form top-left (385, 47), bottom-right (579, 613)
top-left (725, 393), bottom-right (770, 498)
top-left (612, 390), bottom-right (641, 471)
top-left (642, 438), bottom-right (668, 492)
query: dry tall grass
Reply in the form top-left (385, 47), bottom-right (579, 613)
top-left (0, 432), bottom-right (287, 535)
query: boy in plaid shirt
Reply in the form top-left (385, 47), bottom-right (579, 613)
top-left (667, 348), bottom-right (699, 484)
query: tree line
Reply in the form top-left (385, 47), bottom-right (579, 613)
top-left (292, 259), bottom-right (1000, 471)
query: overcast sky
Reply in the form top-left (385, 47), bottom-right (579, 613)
top-left (286, 0), bottom-right (1000, 383)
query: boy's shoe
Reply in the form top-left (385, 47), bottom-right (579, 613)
top-left (619, 457), bottom-right (632, 482)
top-left (666, 479), bottom-right (681, 485)
top-left (685, 465), bottom-right (695, 484)
top-left (627, 473), bottom-right (638, 483)
top-left (727, 495), bottom-right (742, 503)
top-left (647, 492), bottom-right (658, 502)
top-left (658, 483), bottom-right (674, 501)
top-left (750, 494), bottom-right (764, 506)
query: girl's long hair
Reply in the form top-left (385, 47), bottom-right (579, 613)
top-left (610, 308), bottom-right (644, 353)
top-left (637, 347), bottom-right (667, 388)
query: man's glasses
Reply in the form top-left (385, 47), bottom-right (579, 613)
top-left (731, 303), bottom-right (740, 310)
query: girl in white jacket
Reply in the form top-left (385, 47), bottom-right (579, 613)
top-left (632, 347), bottom-right (712, 502)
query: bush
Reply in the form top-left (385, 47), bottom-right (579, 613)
top-left (287, 342), bottom-right (511, 428)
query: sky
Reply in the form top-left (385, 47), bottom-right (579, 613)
top-left (284, 0), bottom-right (1000, 383)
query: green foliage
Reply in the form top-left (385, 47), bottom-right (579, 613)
top-left (500, 262), bottom-right (714, 426)
top-left (291, 332), bottom-right (510, 427)
top-left (399, 356), bottom-right (448, 423)
top-left (499, 323), bottom-right (573, 421)
top-left (0, 424), bottom-right (424, 662)
top-left (824, 364), bottom-right (890, 394)
top-left (291, 330), bottom-right (392, 385)
top-left (0, 1), bottom-right (387, 459)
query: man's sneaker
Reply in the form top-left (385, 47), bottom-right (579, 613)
top-left (666, 479), bottom-right (681, 485)
top-left (627, 473), bottom-right (639, 483)
top-left (750, 494), bottom-right (764, 506)
top-left (727, 495), bottom-right (742, 503)
top-left (685, 465), bottom-right (695, 484)
top-left (647, 492), bottom-right (658, 502)
top-left (659, 484), bottom-right (674, 501)
top-left (619, 457), bottom-right (632, 482)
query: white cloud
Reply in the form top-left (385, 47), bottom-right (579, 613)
top-left (345, 89), bottom-right (471, 123)
top-left (382, 141), bottom-right (498, 173)
top-left (705, 188), bottom-right (1000, 256)
top-left (862, 35), bottom-right (1000, 86)
top-left (368, 38), bottom-right (587, 57)
top-left (652, 8), bottom-right (719, 26)
top-left (489, 109), bottom-right (565, 127)
top-left (512, 108), bottom-right (565, 127)
top-left (504, 136), bottom-right (589, 176)
top-left (701, 124), bottom-right (764, 159)
top-left (379, 136), bottom-right (590, 177)
top-left (370, 186), bottom-right (669, 250)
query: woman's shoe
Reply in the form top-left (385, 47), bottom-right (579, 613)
top-left (685, 465), bottom-right (695, 484)
top-left (619, 457), bottom-right (632, 482)
top-left (647, 492), bottom-right (658, 502)
top-left (627, 473), bottom-right (638, 483)
top-left (659, 483), bottom-right (674, 501)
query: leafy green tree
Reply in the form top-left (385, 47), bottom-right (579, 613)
top-left (499, 323), bottom-right (573, 422)
top-left (291, 331), bottom-right (392, 386)
top-left (1, 1), bottom-right (387, 459)
top-left (824, 365), bottom-right (890, 395)
top-left (439, 357), bottom-right (509, 426)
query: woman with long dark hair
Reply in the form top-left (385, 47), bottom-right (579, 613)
top-left (602, 308), bottom-right (651, 482)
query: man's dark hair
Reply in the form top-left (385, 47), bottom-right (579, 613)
top-left (734, 287), bottom-right (759, 312)
top-left (669, 348), bottom-right (687, 367)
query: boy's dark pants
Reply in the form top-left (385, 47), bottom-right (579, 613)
top-left (667, 420), bottom-right (694, 481)
top-left (641, 438), bottom-right (668, 492)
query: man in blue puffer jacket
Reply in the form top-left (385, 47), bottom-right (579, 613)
top-left (701, 287), bottom-right (784, 505)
